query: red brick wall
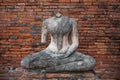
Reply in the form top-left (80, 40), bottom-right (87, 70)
top-left (0, 0), bottom-right (120, 79)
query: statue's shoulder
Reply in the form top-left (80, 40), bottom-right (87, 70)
top-left (44, 17), bottom-right (54, 23)
top-left (69, 18), bottom-right (77, 24)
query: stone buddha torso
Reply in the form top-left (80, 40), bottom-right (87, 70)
top-left (43, 14), bottom-right (78, 55)
top-left (21, 13), bottom-right (96, 73)
top-left (46, 16), bottom-right (71, 53)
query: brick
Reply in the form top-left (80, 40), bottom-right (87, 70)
top-left (17, 3), bottom-right (26, 6)
top-left (59, 0), bottom-right (70, 2)
top-left (71, 0), bottom-right (79, 2)
top-left (0, 0), bottom-right (2, 2)
top-left (0, 3), bottom-right (17, 6)
top-left (29, 0), bottom-right (36, 2)
top-left (34, 9), bottom-right (42, 11)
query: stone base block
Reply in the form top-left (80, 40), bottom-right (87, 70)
top-left (18, 71), bottom-right (100, 80)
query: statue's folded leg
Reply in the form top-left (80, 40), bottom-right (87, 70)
top-left (45, 53), bottom-right (96, 72)
top-left (21, 50), bottom-right (96, 73)
top-left (21, 50), bottom-right (52, 69)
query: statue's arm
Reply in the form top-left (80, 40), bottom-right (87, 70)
top-left (41, 20), bottom-right (48, 44)
top-left (65, 20), bottom-right (79, 57)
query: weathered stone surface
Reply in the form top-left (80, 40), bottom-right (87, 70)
top-left (21, 13), bottom-right (96, 73)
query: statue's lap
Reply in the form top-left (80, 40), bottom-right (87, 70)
top-left (21, 49), bottom-right (96, 72)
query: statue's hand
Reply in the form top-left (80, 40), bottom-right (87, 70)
top-left (64, 51), bottom-right (72, 58)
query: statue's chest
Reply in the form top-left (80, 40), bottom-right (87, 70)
top-left (47, 19), bottom-right (72, 34)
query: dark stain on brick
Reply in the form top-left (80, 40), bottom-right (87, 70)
top-left (31, 31), bottom-right (41, 35)
top-left (112, 5), bottom-right (119, 9)
top-left (15, 18), bottom-right (19, 21)
top-left (112, 5), bottom-right (120, 12)
top-left (114, 8), bottom-right (120, 12)
top-left (82, 14), bottom-right (88, 21)
top-left (98, 2), bottom-right (108, 9)
top-left (10, 23), bottom-right (16, 27)
top-left (14, 43), bottom-right (22, 47)
top-left (9, 35), bottom-right (18, 39)
top-left (90, 28), bottom-right (97, 31)
top-left (6, 6), bottom-right (15, 9)
top-left (105, 30), bottom-right (120, 34)
top-left (31, 24), bottom-right (37, 30)
top-left (19, 30), bottom-right (28, 33)
top-left (53, 0), bottom-right (59, 2)
top-left (18, 23), bottom-right (28, 27)
top-left (110, 19), bottom-right (120, 27)
top-left (34, 17), bottom-right (42, 21)
top-left (110, 36), bottom-right (120, 40)
top-left (6, 45), bottom-right (12, 48)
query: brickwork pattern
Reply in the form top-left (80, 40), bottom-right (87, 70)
top-left (0, 0), bottom-right (120, 79)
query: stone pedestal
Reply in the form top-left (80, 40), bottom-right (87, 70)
top-left (18, 71), bottom-right (98, 80)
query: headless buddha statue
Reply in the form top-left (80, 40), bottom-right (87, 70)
top-left (21, 12), bottom-right (96, 73)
